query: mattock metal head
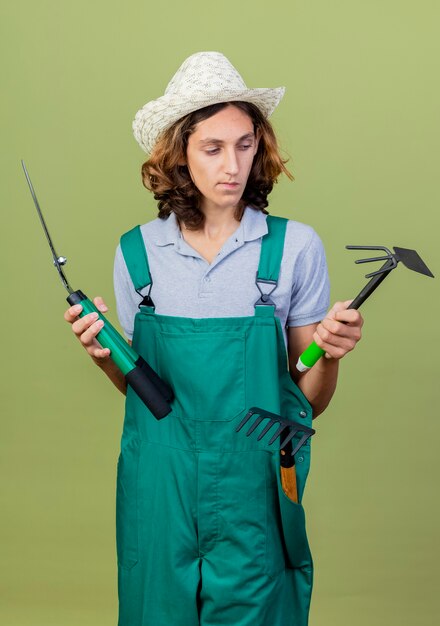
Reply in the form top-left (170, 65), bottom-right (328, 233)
top-left (346, 244), bottom-right (434, 278)
top-left (235, 407), bottom-right (315, 456)
top-left (344, 244), bottom-right (433, 311)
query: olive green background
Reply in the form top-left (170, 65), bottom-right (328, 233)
top-left (1, 1), bottom-right (439, 624)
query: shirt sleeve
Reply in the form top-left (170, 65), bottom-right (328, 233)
top-left (286, 227), bottom-right (330, 327)
top-left (113, 244), bottom-right (140, 340)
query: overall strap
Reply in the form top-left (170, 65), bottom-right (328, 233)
top-left (255, 215), bottom-right (288, 309)
top-left (120, 226), bottom-right (154, 307)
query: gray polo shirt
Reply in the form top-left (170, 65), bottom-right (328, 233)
top-left (113, 206), bottom-right (330, 347)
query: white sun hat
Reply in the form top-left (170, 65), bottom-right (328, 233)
top-left (132, 51), bottom-right (285, 154)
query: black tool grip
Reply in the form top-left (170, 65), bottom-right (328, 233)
top-left (126, 364), bottom-right (172, 420)
top-left (136, 356), bottom-right (174, 403)
top-left (68, 290), bottom-right (173, 420)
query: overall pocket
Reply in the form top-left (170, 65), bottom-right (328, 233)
top-left (156, 330), bottom-right (245, 422)
top-left (116, 438), bottom-right (140, 570)
top-left (276, 459), bottom-right (313, 570)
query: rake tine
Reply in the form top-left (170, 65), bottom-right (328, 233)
top-left (245, 414), bottom-right (265, 436)
top-left (235, 409), bottom-right (257, 432)
top-left (346, 245), bottom-right (393, 254)
top-left (354, 255), bottom-right (392, 264)
top-left (365, 258), bottom-right (397, 278)
top-left (268, 423), bottom-right (289, 446)
top-left (291, 433), bottom-right (312, 457)
top-left (256, 419), bottom-right (277, 441)
top-left (279, 426), bottom-right (300, 450)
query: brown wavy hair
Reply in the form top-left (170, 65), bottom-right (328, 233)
top-left (141, 101), bottom-right (293, 230)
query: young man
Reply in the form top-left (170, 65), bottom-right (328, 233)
top-left (65, 52), bottom-right (362, 626)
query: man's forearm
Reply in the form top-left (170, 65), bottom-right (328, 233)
top-left (296, 357), bottom-right (339, 418)
top-left (94, 357), bottom-right (127, 396)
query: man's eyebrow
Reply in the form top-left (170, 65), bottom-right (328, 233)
top-left (198, 132), bottom-right (255, 145)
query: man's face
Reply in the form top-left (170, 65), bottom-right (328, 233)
top-left (185, 105), bottom-right (259, 214)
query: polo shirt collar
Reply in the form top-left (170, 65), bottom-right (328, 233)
top-left (241, 206), bottom-right (269, 242)
top-left (154, 206), bottom-right (268, 247)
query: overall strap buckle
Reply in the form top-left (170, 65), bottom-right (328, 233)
top-left (254, 275), bottom-right (278, 307)
top-left (136, 281), bottom-right (155, 309)
top-left (120, 225), bottom-right (155, 310)
top-left (253, 215), bottom-right (288, 311)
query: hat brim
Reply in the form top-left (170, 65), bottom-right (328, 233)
top-left (133, 86), bottom-right (285, 154)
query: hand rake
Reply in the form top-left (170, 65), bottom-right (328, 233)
top-left (235, 407), bottom-right (315, 456)
top-left (236, 407), bottom-right (316, 503)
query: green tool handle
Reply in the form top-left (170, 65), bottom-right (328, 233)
top-left (296, 342), bottom-right (326, 372)
top-left (296, 264), bottom-right (394, 372)
top-left (67, 290), bottom-right (172, 419)
top-left (296, 299), bottom-right (359, 373)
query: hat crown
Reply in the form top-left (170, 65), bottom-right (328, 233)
top-left (164, 51), bottom-right (248, 98)
top-left (133, 51), bottom-right (285, 153)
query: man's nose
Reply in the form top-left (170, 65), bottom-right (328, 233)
top-left (223, 148), bottom-right (239, 176)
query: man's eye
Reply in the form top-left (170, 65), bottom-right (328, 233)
top-left (239, 144), bottom-right (252, 150)
top-left (206, 148), bottom-right (220, 155)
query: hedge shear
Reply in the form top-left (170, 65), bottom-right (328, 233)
top-left (22, 160), bottom-right (173, 419)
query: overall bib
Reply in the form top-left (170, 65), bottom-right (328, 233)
top-left (117, 216), bottom-right (314, 626)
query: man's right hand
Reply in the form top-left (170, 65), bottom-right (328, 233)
top-left (64, 296), bottom-right (112, 365)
